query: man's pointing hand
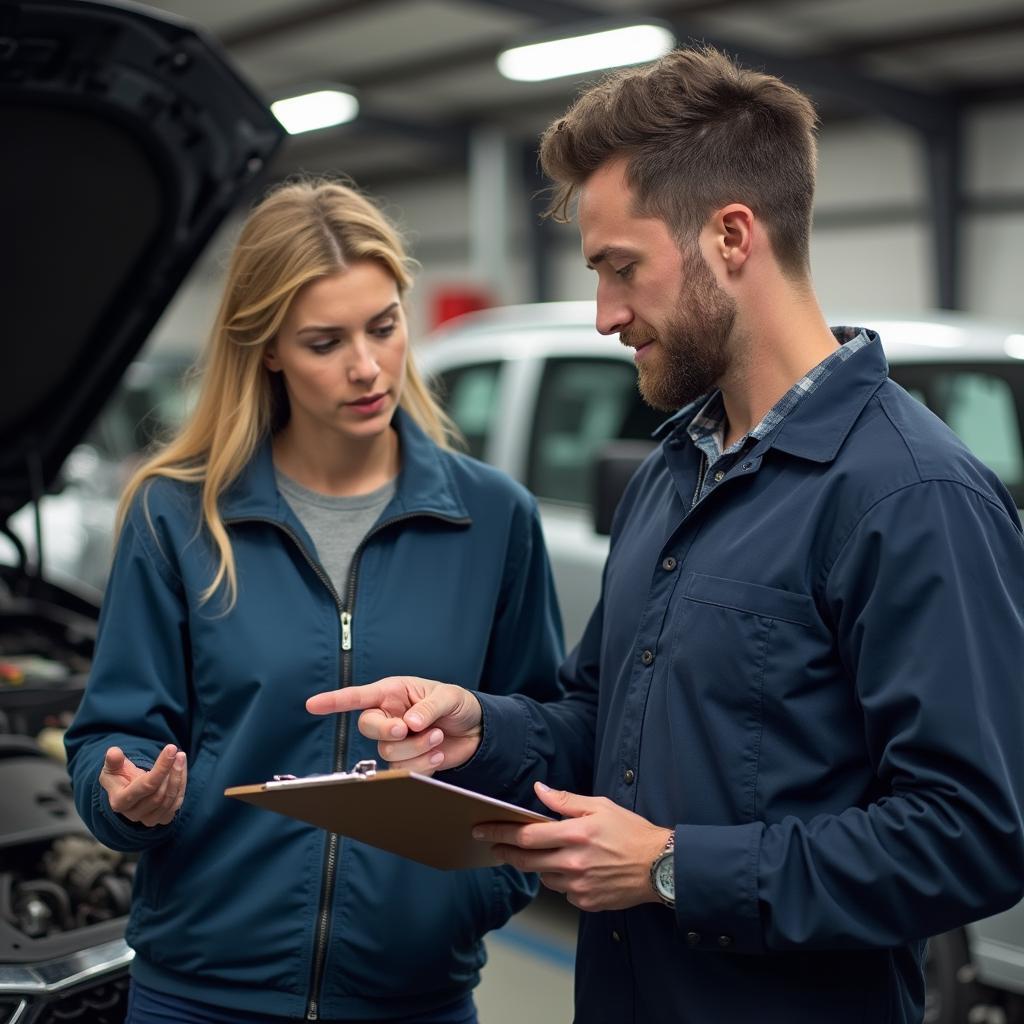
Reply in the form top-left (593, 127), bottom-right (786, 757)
top-left (306, 676), bottom-right (482, 774)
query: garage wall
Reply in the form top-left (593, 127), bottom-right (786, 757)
top-left (146, 99), bottom-right (1024, 359)
top-left (810, 120), bottom-right (930, 314)
top-left (964, 101), bottom-right (1024, 320)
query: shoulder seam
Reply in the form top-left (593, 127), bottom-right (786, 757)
top-left (126, 486), bottom-right (185, 592)
top-left (876, 390), bottom-right (925, 482)
top-left (823, 477), bottom-right (1021, 587)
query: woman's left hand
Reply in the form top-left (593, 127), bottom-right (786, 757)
top-left (99, 743), bottom-right (188, 826)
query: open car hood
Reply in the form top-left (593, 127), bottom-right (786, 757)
top-left (0, 0), bottom-right (285, 522)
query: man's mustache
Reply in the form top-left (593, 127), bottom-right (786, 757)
top-left (621, 326), bottom-right (658, 348)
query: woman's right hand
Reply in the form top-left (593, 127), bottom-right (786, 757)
top-left (98, 743), bottom-right (188, 826)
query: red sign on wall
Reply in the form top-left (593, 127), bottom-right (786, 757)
top-left (430, 286), bottom-right (493, 329)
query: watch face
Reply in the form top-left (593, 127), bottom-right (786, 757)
top-left (655, 854), bottom-right (674, 900)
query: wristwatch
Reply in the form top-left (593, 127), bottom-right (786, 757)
top-left (649, 832), bottom-right (675, 908)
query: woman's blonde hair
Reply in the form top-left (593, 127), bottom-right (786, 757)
top-left (118, 177), bottom-right (458, 608)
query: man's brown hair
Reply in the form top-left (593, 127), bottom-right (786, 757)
top-left (539, 45), bottom-right (819, 276)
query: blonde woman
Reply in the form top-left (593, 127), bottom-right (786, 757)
top-left (64, 179), bottom-right (564, 1024)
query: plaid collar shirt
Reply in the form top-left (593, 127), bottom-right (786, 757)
top-left (686, 326), bottom-right (874, 505)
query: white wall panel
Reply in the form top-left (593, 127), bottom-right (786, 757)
top-left (811, 223), bottom-right (932, 314)
top-left (814, 121), bottom-right (922, 208)
top-left (964, 213), bottom-right (1024, 320)
top-left (966, 101), bottom-right (1024, 195)
top-left (377, 178), bottom-right (475, 246)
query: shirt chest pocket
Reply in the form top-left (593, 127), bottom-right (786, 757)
top-left (682, 572), bottom-right (815, 626)
top-left (671, 571), bottom-right (817, 716)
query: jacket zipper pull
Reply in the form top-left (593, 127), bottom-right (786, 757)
top-left (340, 611), bottom-right (352, 651)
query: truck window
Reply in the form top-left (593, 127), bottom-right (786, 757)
top-left (431, 362), bottom-right (501, 460)
top-left (527, 357), bottom-right (663, 505)
top-left (889, 363), bottom-right (1024, 509)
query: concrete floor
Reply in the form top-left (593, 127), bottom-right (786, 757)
top-left (476, 892), bottom-right (578, 1023)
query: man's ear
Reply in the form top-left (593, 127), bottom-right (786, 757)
top-left (711, 204), bottom-right (753, 270)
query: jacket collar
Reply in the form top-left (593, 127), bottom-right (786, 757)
top-left (221, 407), bottom-right (470, 524)
top-left (654, 329), bottom-right (889, 465)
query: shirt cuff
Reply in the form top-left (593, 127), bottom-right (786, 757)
top-left (440, 691), bottom-right (529, 800)
top-left (674, 821), bottom-right (766, 954)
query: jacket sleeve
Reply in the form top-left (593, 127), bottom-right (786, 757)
top-left (674, 480), bottom-right (1024, 953)
top-left (445, 496), bottom-right (601, 806)
top-left (64, 495), bottom-right (192, 852)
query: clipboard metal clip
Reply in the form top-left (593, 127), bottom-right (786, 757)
top-left (268, 759), bottom-right (380, 787)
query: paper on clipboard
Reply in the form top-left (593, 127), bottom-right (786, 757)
top-left (224, 759), bottom-right (553, 871)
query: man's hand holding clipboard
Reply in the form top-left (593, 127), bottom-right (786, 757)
top-left (307, 678), bottom-right (674, 913)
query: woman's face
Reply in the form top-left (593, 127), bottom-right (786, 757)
top-left (265, 260), bottom-right (407, 445)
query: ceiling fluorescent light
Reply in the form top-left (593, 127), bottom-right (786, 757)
top-left (497, 23), bottom-right (675, 83)
top-left (271, 89), bottom-right (359, 135)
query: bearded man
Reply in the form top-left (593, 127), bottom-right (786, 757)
top-left (309, 45), bottom-right (1024, 1024)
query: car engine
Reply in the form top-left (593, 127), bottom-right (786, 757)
top-left (0, 570), bottom-right (134, 1024)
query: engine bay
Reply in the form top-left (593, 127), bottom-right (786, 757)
top-left (0, 570), bottom-right (135, 1024)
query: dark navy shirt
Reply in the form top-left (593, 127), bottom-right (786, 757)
top-left (451, 332), bottom-right (1024, 1024)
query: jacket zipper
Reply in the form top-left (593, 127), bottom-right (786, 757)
top-left (225, 509), bottom-right (468, 1021)
top-left (223, 516), bottom-right (344, 1023)
top-left (305, 509), bottom-right (468, 1020)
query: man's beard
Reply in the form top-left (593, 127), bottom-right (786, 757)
top-left (624, 248), bottom-right (737, 412)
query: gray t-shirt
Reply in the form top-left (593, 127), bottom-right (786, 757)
top-left (276, 470), bottom-right (396, 600)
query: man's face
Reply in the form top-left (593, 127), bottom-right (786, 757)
top-left (578, 158), bottom-right (737, 411)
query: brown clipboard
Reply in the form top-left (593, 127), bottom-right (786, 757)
top-left (224, 759), bottom-right (553, 871)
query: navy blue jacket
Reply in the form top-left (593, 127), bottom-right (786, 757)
top-left (64, 409), bottom-right (564, 1021)
top-left (452, 336), bottom-right (1024, 1023)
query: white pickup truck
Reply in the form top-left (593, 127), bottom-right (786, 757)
top-left (418, 301), bottom-right (1024, 1024)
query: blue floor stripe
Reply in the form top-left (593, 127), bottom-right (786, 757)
top-left (488, 921), bottom-right (576, 971)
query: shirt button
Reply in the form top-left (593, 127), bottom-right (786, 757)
top-left (641, 649), bottom-right (654, 666)
top-left (713, 470), bottom-right (725, 483)
top-left (661, 556), bottom-right (677, 571)
top-left (623, 769), bottom-right (635, 785)
top-left (718, 935), bottom-right (733, 948)
top-left (686, 931), bottom-right (701, 947)
top-left (612, 930), bottom-right (622, 942)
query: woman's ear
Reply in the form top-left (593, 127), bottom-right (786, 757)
top-left (263, 342), bottom-right (280, 372)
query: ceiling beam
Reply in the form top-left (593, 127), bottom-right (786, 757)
top-left (220, 0), bottom-right (387, 50)
top-left (341, 0), bottom-right (791, 91)
top-left (217, 0), bottom-right (967, 143)
top-left (345, 38), bottom-right (505, 90)
top-left (650, 0), bottom-right (795, 17)
top-left (276, 107), bottom-right (469, 155)
top-left (456, 0), bottom-right (594, 20)
top-left (957, 79), bottom-right (1024, 104)
top-left (663, 24), bottom-right (956, 135)
top-left (330, 5), bottom-right (956, 137)
top-left (822, 11), bottom-right (1024, 60)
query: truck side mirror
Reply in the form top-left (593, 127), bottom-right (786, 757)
top-left (592, 441), bottom-right (657, 536)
